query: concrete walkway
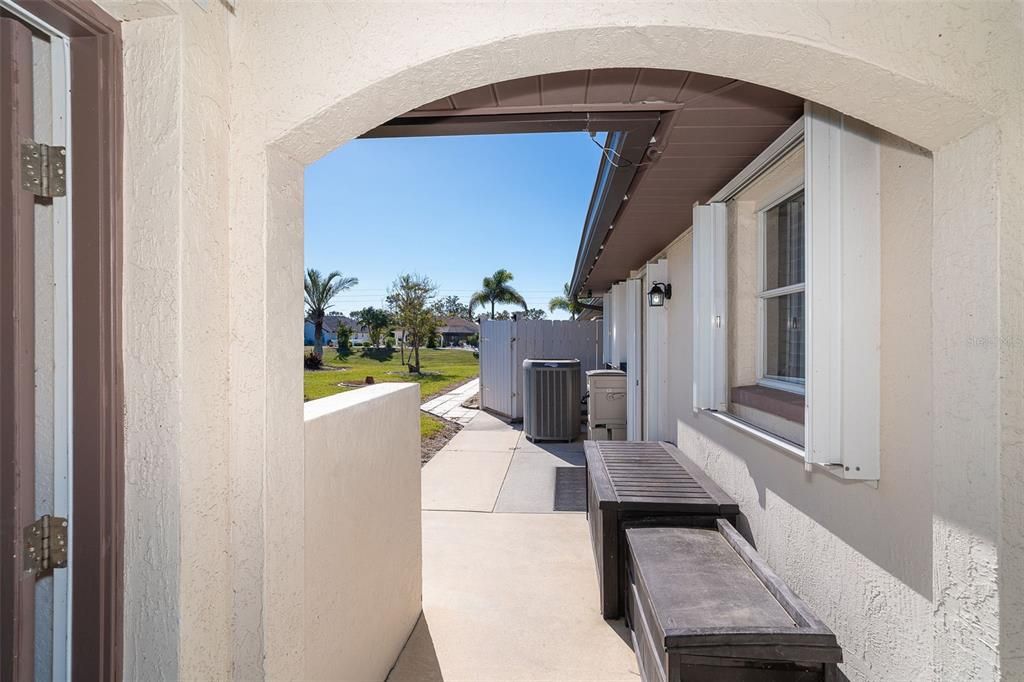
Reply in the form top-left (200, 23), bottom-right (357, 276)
top-left (421, 378), bottom-right (479, 425)
top-left (389, 410), bottom-right (637, 682)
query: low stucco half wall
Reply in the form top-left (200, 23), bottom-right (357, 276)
top-left (303, 383), bottom-right (422, 680)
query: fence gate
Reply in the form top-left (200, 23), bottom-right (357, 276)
top-left (479, 318), bottom-right (603, 420)
top-left (479, 319), bottom-right (513, 417)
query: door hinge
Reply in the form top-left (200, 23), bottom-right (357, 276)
top-left (21, 141), bottom-right (66, 198)
top-left (24, 514), bottom-right (68, 578)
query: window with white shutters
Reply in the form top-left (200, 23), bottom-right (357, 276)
top-left (692, 103), bottom-right (881, 480)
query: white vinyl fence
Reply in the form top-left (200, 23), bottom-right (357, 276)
top-left (479, 318), bottom-right (603, 420)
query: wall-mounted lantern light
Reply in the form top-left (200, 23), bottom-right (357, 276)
top-left (647, 282), bottom-right (672, 307)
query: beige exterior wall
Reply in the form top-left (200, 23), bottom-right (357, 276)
top-left (303, 383), bottom-right (422, 681)
top-left (726, 145), bottom-right (805, 390)
top-left (95, 0), bottom-right (1022, 679)
top-left (661, 127), bottom-right (936, 679)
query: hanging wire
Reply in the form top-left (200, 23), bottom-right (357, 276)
top-left (585, 112), bottom-right (664, 169)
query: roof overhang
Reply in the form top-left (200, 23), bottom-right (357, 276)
top-left (568, 84), bottom-right (803, 297)
top-left (358, 69), bottom-right (803, 300)
top-left (568, 115), bottom-right (661, 299)
top-left (362, 110), bottom-right (659, 139)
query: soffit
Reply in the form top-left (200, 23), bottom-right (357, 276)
top-left (573, 78), bottom-right (803, 294)
top-left (375, 69), bottom-right (803, 295)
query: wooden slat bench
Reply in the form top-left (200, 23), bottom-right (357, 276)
top-left (625, 521), bottom-right (842, 682)
top-left (585, 440), bottom-right (740, 618)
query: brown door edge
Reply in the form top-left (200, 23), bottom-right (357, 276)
top-left (1, 16), bottom-right (38, 682)
top-left (14, 1), bottom-right (125, 679)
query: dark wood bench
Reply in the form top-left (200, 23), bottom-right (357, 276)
top-left (585, 440), bottom-right (740, 619)
top-left (626, 521), bottom-right (843, 682)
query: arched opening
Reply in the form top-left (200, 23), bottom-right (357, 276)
top-left (219, 17), bottom-right (1010, 681)
top-left (291, 63), bottom-right (939, 680)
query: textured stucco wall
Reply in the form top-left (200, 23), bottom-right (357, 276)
top-left (102, 0), bottom-right (1023, 678)
top-left (115, 0), bottom-right (233, 678)
top-left (120, 13), bottom-right (182, 679)
top-left (303, 384), bottom-right (422, 681)
top-left (997, 96), bottom-right (1024, 682)
top-left (931, 124), bottom-right (1002, 680)
top-left (663, 129), bottom-right (935, 680)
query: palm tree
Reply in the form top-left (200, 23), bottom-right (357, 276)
top-left (305, 268), bottom-right (358, 358)
top-left (548, 282), bottom-right (583, 320)
top-left (469, 268), bottom-right (528, 319)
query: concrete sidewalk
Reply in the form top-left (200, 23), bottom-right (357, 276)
top-left (421, 378), bottom-right (479, 425)
top-left (389, 410), bottom-right (637, 682)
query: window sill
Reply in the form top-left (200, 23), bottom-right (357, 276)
top-left (700, 410), bottom-right (878, 485)
top-left (731, 384), bottom-right (804, 424)
top-left (704, 409), bottom-right (805, 459)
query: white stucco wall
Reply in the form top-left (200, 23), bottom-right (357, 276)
top-left (120, 11), bottom-right (183, 678)
top-left (115, 0), bottom-right (235, 677)
top-left (98, 0), bottom-right (1023, 679)
top-left (303, 384), bottom-right (422, 681)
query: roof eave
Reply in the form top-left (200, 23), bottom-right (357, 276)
top-left (568, 114), bottom-right (661, 299)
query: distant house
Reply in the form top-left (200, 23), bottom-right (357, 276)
top-left (303, 315), bottom-right (369, 346)
top-left (393, 317), bottom-right (478, 347)
top-left (439, 317), bottom-right (478, 346)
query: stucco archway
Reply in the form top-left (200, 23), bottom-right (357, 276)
top-left (222, 11), bottom-right (1017, 680)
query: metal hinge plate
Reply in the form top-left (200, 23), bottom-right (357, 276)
top-left (24, 514), bottom-right (68, 578)
top-left (21, 141), bottom-right (66, 197)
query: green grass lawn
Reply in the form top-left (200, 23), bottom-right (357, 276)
top-left (419, 412), bottom-right (447, 440)
top-left (304, 346), bottom-right (479, 440)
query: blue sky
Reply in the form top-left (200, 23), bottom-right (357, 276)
top-left (304, 132), bottom-right (604, 320)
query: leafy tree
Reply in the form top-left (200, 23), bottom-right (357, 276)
top-left (336, 325), bottom-right (352, 356)
top-left (352, 306), bottom-right (392, 347)
top-left (304, 268), bottom-right (358, 358)
top-left (520, 308), bottom-right (547, 320)
top-left (432, 295), bottom-right (470, 319)
top-left (387, 274), bottom-right (439, 372)
top-left (468, 268), bottom-right (527, 319)
top-left (548, 282), bottom-right (583, 320)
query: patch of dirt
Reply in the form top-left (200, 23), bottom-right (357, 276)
top-left (421, 418), bottom-right (463, 466)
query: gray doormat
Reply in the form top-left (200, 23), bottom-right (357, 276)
top-left (553, 467), bottom-right (587, 512)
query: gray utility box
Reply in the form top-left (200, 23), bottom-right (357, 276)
top-left (586, 369), bottom-right (627, 441)
top-left (522, 359), bottom-right (581, 442)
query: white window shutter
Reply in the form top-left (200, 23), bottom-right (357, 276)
top-left (602, 291), bottom-right (614, 366)
top-left (611, 283), bottom-right (628, 367)
top-left (625, 277), bottom-right (643, 440)
top-left (692, 203), bottom-right (729, 412)
top-left (805, 102), bottom-right (881, 478)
